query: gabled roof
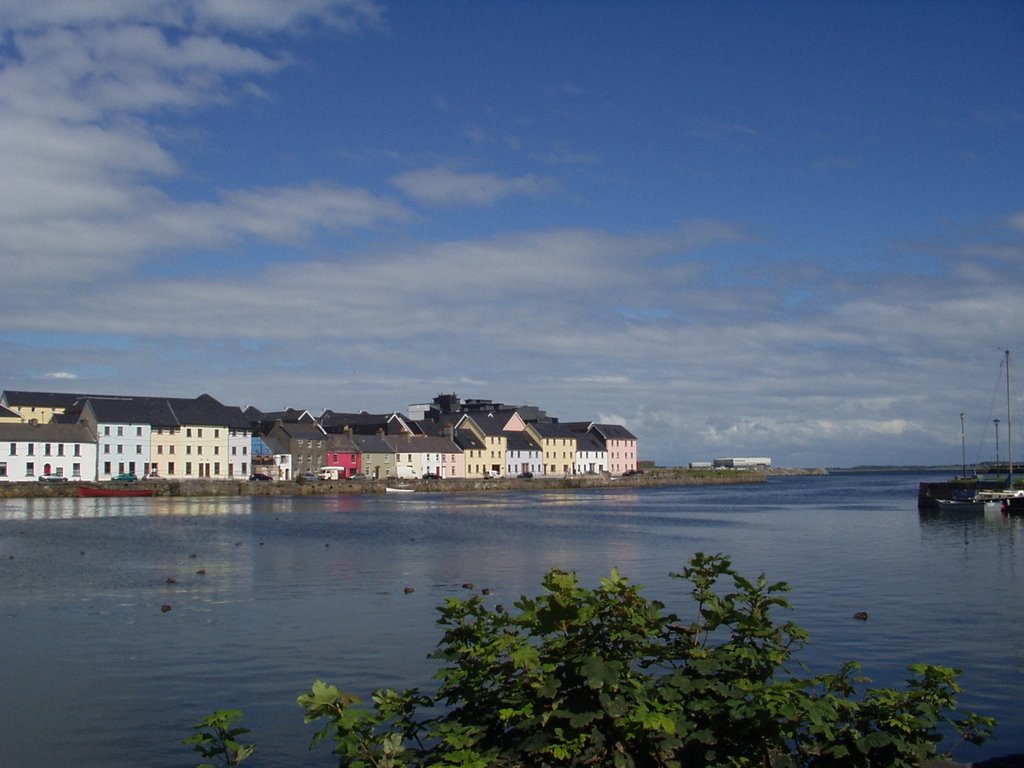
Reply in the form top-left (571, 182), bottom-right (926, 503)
top-left (506, 432), bottom-right (542, 452)
top-left (1, 390), bottom-right (101, 409)
top-left (0, 421), bottom-right (95, 443)
top-left (257, 435), bottom-right (290, 455)
top-left (77, 396), bottom-right (177, 426)
top-left (256, 408), bottom-right (316, 424)
top-left (72, 394), bottom-right (249, 430)
top-left (351, 434), bottom-right (394, 454)
top-left (319, 410), bottom-right (412, 435)
top-left (591, 423), bottom-right (637, 441)
top-left (326, 432), bottom-right (359, 453)
top-left (165, 394), bottom-right (249, 430)
top-left (269, 421), bottom-right (326, 440)
top-left (385, 434), bottom-right (462, 454)
top-left (528, 421), bottom-right (579, 439)
top-left (576, 432), bottom-right (607, 453)
top-left (453, 429), bottom-right (485, 451)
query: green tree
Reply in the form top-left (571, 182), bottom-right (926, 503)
top-left (194, 553), bottom-right (996, 767)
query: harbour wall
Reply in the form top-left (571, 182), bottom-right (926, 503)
top-left (0, 467), bottom-right (822, 499)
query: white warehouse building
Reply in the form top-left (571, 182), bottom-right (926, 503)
top-left (713, 457), bottom-right (772, 470)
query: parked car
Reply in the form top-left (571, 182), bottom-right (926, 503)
top-left (517, 471), bottom-right (534, 479)
top-left (38, 473), bottom-right (68, 483)
top-left (113, 472), bottom-right (137, 482)
top-left (248, 473), bottom-right (272, 482)
top-left (144, 471), bottom-right (161, 480)
top-left (349, 473), bottom-right (367, 480)
top-left (298, 472), bottom-right (319, 482)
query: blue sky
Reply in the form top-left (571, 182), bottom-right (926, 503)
top-left (1, 1), bottom-right (1023, 468)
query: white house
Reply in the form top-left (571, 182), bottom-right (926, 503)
top-left (0, 422), bottom-right (98, 481)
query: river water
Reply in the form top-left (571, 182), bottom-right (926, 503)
top-left (0, 471), bottom-right (1021, 766)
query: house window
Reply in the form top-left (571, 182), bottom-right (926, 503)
top-left (104, 426), bottom-right (110, 436)
top-left (136, 445), bottom-right (142, 454)
top-left (57, 444), bottom-right (64, 457)
top-left (168, 462), bottom-right (175, 475)
top-left (27, 444), bottom-right (34, 456)
top-left (104, 444), bottom-right (110, 454)
top-left (25, 462), bottom-right (34, 477)
top-left (104, 462), bottom-right (111, 474)
top-left (198, 428), bottom-right (203, 437)
top-left (72, 463), bottom-right (80, 478)
top-left (137, 427), bottom-right (143, 437)
top-left (0, 462), bottom-right (6, 477)
top-left (117, 445), bottom-right (123, 454)
top-left (157, 445), bottom-right (163, 455)
top-left (215, 429), bottom-right (219, 438)
top-left (44, 443), bottom-right (51, 456)
top-left (9, 443), bottom-right (15, 455)
top-left (187, 428), bottom-right (192, 438)
top-left (169, 445), bottom-right (175, 454)
top-left (117, 426), bottom-right (123, 436)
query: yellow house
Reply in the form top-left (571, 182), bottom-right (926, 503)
top-left (0, 391), bottom-right (98, 424)
top-left (525, 422), bottom-right (578, 477)
top-left (456, 413), bottom-right (511, 478)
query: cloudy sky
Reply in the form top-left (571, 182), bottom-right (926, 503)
top-left (1, 1), bottom-right (1022, 468)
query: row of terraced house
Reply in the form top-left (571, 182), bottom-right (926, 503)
top-left (0, 391), bottom-right (638, 482)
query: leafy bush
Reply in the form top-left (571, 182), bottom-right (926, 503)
top-left (190, 553), bottom-right (995, 767)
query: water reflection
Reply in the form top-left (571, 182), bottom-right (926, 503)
top-left (0, 473), bottom-right (1021, 768)
top-left (0, 495), bottom-right (260, 520)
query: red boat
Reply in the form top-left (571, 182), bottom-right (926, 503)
top-left (77, 486), bottom-right (154, 498)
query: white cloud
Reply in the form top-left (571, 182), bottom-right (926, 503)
top-left (390, 167), bottom-right (557, 207)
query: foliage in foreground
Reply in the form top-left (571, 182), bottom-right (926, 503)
top-left (188, 553), bottom-right (995, 767)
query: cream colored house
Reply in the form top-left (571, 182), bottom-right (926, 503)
top-left (525, 422), bottom-right (578, 477)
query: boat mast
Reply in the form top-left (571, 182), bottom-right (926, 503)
top-left (1008, 349), bottom-right (1014, 488)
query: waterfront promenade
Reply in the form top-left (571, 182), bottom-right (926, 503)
top-left (0, 467), bottom-right (799, 499)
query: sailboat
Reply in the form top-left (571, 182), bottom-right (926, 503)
top-left (923, 350), bottom-right (1016, 512)
top-left (984, 350), bottom-right (1023, 514)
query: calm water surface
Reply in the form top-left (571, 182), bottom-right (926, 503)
top-left (1, 472), bottom-right (1021, 766)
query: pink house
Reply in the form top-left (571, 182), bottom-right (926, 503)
top-left (324, 432), bottom-right (361, 478)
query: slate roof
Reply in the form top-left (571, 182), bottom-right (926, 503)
top-left (326, 432), bottom-right (359, 453)
top-left (529, 421), bottom-right (579, 439)
top-left (351, 434), bottom-right (394, 454)
top-left (385, 434), bottom-right (462, 454)
top-left (591, 423), bottom-right (637, 442)
top-left (269, 421), bottom-right (326, 441)
top-left (253, 408), bottom-right (315, 424)
top-left (70, 393), bottom-right (249, 430)
top-left (576, 432), bottom-right (607, 453)
top-left (0, 421), bottom-right (95, 443)
top-left (506, 432), bottom-right (542, 452)
top-left (1, 390), bottom-right (103, 409)
top-left (467, 412), bottom-right (516, 436)
top-left (452, 429), bottom-right (485, 451)
top-left (319, 410), bottom-right (412, 435)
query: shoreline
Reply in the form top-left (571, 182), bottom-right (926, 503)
top-left (0, 467), bottom-right (828, 500)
